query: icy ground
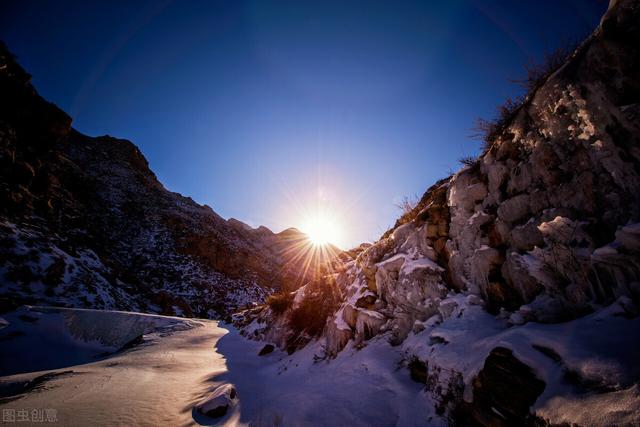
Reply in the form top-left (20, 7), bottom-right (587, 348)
top-left (1, 304), bottom-right (638, 426)
top-left (0, 307), bottom-right (431, 426)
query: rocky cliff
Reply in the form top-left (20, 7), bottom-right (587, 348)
top-left (0, 43), bottom-right (332, 317)
top-left (237, 1), bottom-right (640, 425)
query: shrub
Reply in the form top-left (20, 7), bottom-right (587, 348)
top-left (471, 41), bottom-right (580, 152)
top-left (516, 41), bottom-right (579, 93)
top-left (289, 277), bottom-right (341, 337)
top-left (382, 176), bottom-right (450, 239)
top-left (471, 96), bottom-right (523, 149)
top-left (458, 155), bottom-right (481, 176)
top-left (266, 291), bottom-right (294, 314)
top-left (458, 155), bottom-right (478, 167)
top-left (395, 194), bottom-right (418, 215)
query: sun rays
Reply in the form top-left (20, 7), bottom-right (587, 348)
top-left (277, 226), bottom-right (343, 289)
top-left (300, 210), bottom-right (343, 246)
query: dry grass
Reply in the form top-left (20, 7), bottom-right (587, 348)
top-left (516, 41), bottom-right (579, 93)
top-left (266, 291), bottom-right (294, 314)
top-left (472, 41), bottom-right (580, 152)
top-left (395, 195), bottom-right (419, 215)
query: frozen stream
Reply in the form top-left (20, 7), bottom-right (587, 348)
top-left (0, 306), bottom-right (429, 426)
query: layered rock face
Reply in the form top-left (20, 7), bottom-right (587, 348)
top-left (239, 1), bottom-right (640, 424)
top-left (0, 44), bottom-right (329, 317)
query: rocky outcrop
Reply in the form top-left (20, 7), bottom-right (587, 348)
top-left (457, 347), bottom-right (546, 426)
top-left (237, 1), bottom-right (640, 424)
top-left (0, 42), bottom-right (334, 317)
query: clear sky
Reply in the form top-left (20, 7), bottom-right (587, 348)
top-left (1, 0), bottom-right (606, 248)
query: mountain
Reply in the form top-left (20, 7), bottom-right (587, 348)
top-left (0, 43), bottom-right (336, 317)
top-left (237, 1), bottom-right (640, 425)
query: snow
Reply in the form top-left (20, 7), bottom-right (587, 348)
top-left (0, 307), bottom-right (442, 426)
top-left (536, 384), bottom-right (640, 426)
top-left (401, 257), bottom-right (443, 275)
top-left (376, 253), bottom-right (406, 268)
top-left (214, 328), bottom-right (440, 426)
top-left (0, 306), bottom-right (202, 376)
top-left (196, 384), bottom-right (238, 418)
top-left (400, 295), bottom-right (640, 425)
top-left (2, 302), bottom-right (639, 426)
top-left (0, 219), bottom-right (269, 318)
top-left (0, 307), bottom-right (218, 426)
top-left (333, 305), bottom-right (352, 331)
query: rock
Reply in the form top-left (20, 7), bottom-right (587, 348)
top-left (501, 252), bottom-right (543, 304)
top-left (461, 347), bottom-right (545, 426)
top-left (507, 162), bottom-right (533, 195)
top-left (485, 280), bottom-right (523, 314)
top-left (390, 222), bottom-right (414, 246)
top-left (43, 257), bottom-right (65, 287)
top-left (465, 294), bottom-right (484, 306)
top-left (616, 223), bottom-right (640, 251)
top-left (449, 170), bottom-right (487, 212)
top-left (485, 156), bottom-right (508, 194)
top-left (437, 298), bottom-right (458, 319)
top-left (426, 223), bottom-right (439, 239)
top-left (342, 304), bottom-right (358, 329)
top-left (408, 358), bottom-right (428, 384)
top-left (469, 246), bottom-right (502, 294)
top-left (355, 293), bottom-right (376, 309)
top-left (325, 319), bottom-right (353, 356)
top-left (354, 309), bottom-right (386, 344)
top-left (196, 384), bottom-right (237, 418)
top-left (509, 221), bottom-right (544, 251)
top-left (429, 333), bottom-right (448, 345)
top-left (258, 344), bottom-right (274, 356)
top-left (399, 225), bottom-right (437, 260)
top-left (412, 320), bottom-right (426, 334)
top-left (497, 194), bottom-right (530, 223)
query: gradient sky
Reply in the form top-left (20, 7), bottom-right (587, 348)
top-left (1, 0), bottom-right (606, 248)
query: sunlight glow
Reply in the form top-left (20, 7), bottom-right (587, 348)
top-left (300, 211), bottom-right (342, 247)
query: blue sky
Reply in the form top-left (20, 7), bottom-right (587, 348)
top-left (1, 0), bottom-right (606, 248)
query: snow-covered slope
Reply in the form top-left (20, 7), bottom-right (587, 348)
top-left (236, 1), bottom-right (640, 425)
top-left (0, 43), bottom-right (336, 317)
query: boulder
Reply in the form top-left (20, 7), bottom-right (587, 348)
top-left (497, 194), bottom-right (530, 223)
top-left (258, 344), bottom-right (274, 356)
top-left (355, 293), bottom-right (376, 309)
top-left (325, 319), bottom-right (353, 356)
top-left (462, 347), bottom-right (545, 426)
top-left (342, 304), bottom-right (358, 329)
top-left (196, 383), bottom-right (237, 418)
top-left (408, 358), bottom-right (428, 384)
top-left (390, 222), bottom-right (415, 246)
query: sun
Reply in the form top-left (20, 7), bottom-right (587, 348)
top-left (300, 212), bottom-right (342, 247)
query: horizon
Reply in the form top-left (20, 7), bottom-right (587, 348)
top-left (0, 0), bottom-right (606, 248)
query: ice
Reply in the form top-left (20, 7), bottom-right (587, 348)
top-left (0, 307), bottom-right (220, 426)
